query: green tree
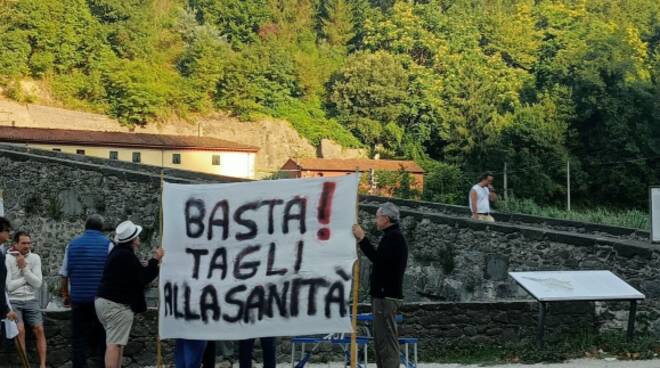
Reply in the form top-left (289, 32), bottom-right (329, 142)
top-left (321, 0), bottom-right (355, 48)
top-left (214, 41), bottom-right (301, 118)
top-left (533, 1), bottom-right (659, 207)
top-left (89, 0), bottom-right (157, 60)
top-left (422, 161), bottom-right (469, 205)
top-left (490, 94), bottom-right (571, 203)
top-left (176, 17), bottom-right (232, 112)
top-left (0, 0), bottom-right (107, 77)
top-left (188, 0), bottom-right (271, 46)
top-left (361, 1), bottom-right (448, 67)
top-left (102, 60), bottom-right (171, 125)
top-left (327, 51), bottom-right (409, 153)
top-left (478, 1), bottom-right (541, 71)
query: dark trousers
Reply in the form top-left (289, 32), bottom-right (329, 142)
top-left (175, 339), bottom-right (208, 368)
top-left (71, 302), bottom-right (106, 368)
top-left (372, 298), bottom-right (401, 368)
top-left (201, 340), bottom-right (216, 368)
top-left (239, 337), bottom-right (276, 368)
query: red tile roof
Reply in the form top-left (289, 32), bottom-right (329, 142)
top-left (286, 158), bottom-right (424, 173)
top-left (0, 126), bottom-right (258, 152)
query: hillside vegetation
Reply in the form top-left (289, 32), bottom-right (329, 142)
top-left (1, 0), bottom-right (658, 210)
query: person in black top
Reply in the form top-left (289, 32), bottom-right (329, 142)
top-left (239, 337), bottom-right (276, 368)
top-left (352, 202), bottom-right (408, 368)
top-left (95, 220), bottom-right (164, 368)
top-left (0, 217), bottom-right (18, 326)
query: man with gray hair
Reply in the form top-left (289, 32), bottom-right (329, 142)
top-left (352, 202), bottom-right (408, 368)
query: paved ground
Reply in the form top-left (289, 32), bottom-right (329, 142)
top-left (297, 360), bottom-right (660, 368)
top-left (146, 359), bottom-right (660, 368)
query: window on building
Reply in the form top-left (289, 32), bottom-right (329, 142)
top-left (76, 149), bottom-right (85, 155)
top-left (132, 152), bottom-right (141, 163)
top-left (52, 148), bottom-right (61, 152)
top-left (109, 151), bottom-right (119, 160)
top-left (172, 153), bottom-right (181, 164)
top-left (212, 155), bottom-right (221, 166)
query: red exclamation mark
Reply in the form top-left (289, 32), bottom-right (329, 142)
top-left (317, 182), bottom-right (336, 241)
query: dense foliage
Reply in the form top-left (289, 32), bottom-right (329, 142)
top-left (1, 0), bottom-right (658, 209)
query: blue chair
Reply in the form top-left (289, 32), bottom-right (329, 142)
top-left (291, 335), bottom-right (371, 368)
top-left (291, 313), bottom-right (418, 368)
top-left (291, 336), bottom-right (323, 368)
top-left (398, 337), bottom-right (418, 368)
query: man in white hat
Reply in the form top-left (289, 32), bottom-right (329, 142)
top-left (95, 220), bottom-right (164, 368)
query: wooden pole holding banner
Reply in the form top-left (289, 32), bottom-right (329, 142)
top-left (156, 170), bottom-right (164, 368)
top-left (566, 160), bottom-right (571, 212)
top-left (350, 171), bottom-right (361, 368)
top-left (350, 258), bottom-right (360, 368)
top-left (503, 163), bottom-right (508, 202)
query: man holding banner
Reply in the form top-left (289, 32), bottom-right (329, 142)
top-left (353, 202), bottom-right (408, 368)
top-left (159, 174), bottom-right (359, 343)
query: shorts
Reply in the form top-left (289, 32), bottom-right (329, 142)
top-left (10, 299), bottom-right (43, 326)
top-left (95, 297), bottom-right (134, 346)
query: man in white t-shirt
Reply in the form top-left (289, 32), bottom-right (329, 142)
top-left (469, 172), bottom-right (497, 222)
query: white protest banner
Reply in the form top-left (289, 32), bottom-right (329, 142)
top-left (159, 174), bottom-right (359, 340)
top-left (652, 187), bottom-right (660, 243)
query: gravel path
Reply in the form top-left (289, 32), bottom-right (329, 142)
top-left (297, 360), bottom-right (660, 368)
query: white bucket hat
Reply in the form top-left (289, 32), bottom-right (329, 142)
top-left (114, 220), bottom-right (143, 243)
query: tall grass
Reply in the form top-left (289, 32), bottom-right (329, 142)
top-left (496, 197), bottom-right (649, 230)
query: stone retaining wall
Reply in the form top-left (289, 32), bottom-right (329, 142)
top-left (360, 195), bottom-right (650, 241)
top-left (357, 205), bottom-right (657, 335)
top-left (0, 144), bottom-right (245, 303)
top-left (0, 301), bottom-right (597, 367)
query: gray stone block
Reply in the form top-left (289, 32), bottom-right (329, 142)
top-left (484, 254), bottom-right (509, 281)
